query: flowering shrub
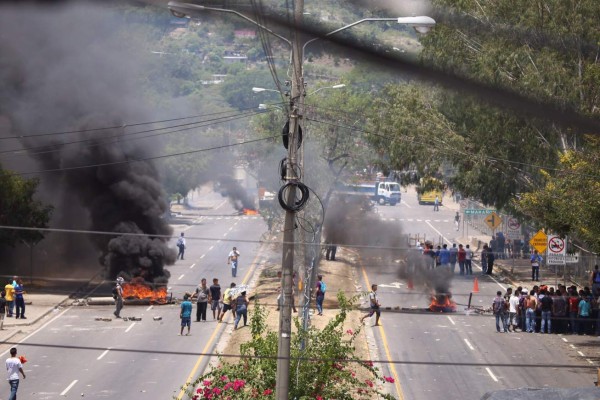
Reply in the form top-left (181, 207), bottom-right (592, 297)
top-left (180, 291), bottom-right (396, 399)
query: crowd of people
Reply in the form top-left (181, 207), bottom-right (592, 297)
top-left (492, 281), bottom-right (600, 336)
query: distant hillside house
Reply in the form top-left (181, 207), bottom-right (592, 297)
top-left (223, 55), bottom-right (248, 64)
top-left (234, 29), bottom-right (256, 39)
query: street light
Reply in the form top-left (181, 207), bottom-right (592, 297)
top-left (307, 83), bottom-right (345, 96)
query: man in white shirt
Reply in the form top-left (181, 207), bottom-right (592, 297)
top-left (464, 245), bottom-right (473, 275)
top-left (6, 347), bottom-right (25, 400)
top-left (360, 284), bottom-right (381, 326)
top-left (508, 290), bottom-right (521, 332)
top-left (228, 247), bottom-right (240, 278)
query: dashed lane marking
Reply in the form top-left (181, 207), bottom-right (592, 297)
top-left (209, 246), bottom-right (214, 251)
top-left (189, 263), bottom-right (196, 269)
top-left (178, 274), bottom-right (185, 280)
top-left (60, 380), bottom-right (78, 396)
top-left (125, 322), bottom-right (136, 333)
top-left (146, 305), bottom-right (153, 311)
top-left (97, 349), bottom-right (110, 360)
top-left (200, 255), bottom-right (205, 259)
top-left (485, 367), bottom-right (499, 382)
top-left (464, 339), bottom-right (475, 350)
top-left (562, 337), bottom-right (568, 342)
top-left (577, 351), bottom-right (585, 357)
top-left (447, 316), bottom-right (456, 325)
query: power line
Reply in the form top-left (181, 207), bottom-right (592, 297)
top-left (9, 135), bottom-right (279, 177)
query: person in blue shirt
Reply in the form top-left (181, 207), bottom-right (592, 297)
top-left (439, 244), bottom-right (451, 269)
top-left (180, 294), bottom-right (193, 336)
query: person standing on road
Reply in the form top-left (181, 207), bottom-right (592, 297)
top-left (508, 289), bottom-right (520, 332)
top-left (464, 245), bottom-right (473, 275)
top-left (457, 244), bottom-right (466, 275)
top-left (13, 279), bottom-right (25, 320)
top-left (193, 278), bottom-right (210, 322)
top-left (180, 294), bottom-right (192, 336)
top-left (454, 212), bottom-right (460, 231)
top-left (114, 277), bottom-right (124, 319)
top-left (176, 232), bottom-right (186, 260)
top-left (6, 347), bottom-right (25, 400)
top-left (492, 291), bottom-right (508, 333)
top-left (209, 278), bottom-right (222, 321)
top-left (439, 244), bottom-right (450, 269)
top-left (228, 247), bottom-right (240, 278)
top-left (590, 265), bottom-right (600, 297)
top-left (530, 250), bottom-right (542, 281)
top-left (539, 289), bottom-right (553, 333)
top-left (325, 242), bottom-right (337, 261)
top-left (449, 244), bottom-right (458, 274)
top-left (577, 291), bottom-right (591, 335)
top-left (480, 245), bottom-right (489, 274)
top-left (233, 291), bottom-right (249, 330)
top-left (525, 291), bottom-right (538, 333)
top-left (486, 246), bottom-right (495, 275)
top-left (552, 289), bottom-right (567, 334)
top-left (433, 196), bottom-right (440, 212)
top-left (360, 284), bottom-right (381, 326)
top-left (315, 275), bottom-right (326, 316)
top-left (4, 280), bottom-right (14, 318)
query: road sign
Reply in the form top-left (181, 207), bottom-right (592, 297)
top-left (460, 199), bottom-right (468, 209)
top-left (547, 235), bottom-right (567, 265)
top-left (565, 253), bottom-right (579, 264)
top-left (529, 230), bottom-right (548, 253)
top-left (484, 212), bottom-right (502, 230)
top-left (505, 216), bottom-right (522, 240)
top-left (464, 209), bottom-right (494, 215)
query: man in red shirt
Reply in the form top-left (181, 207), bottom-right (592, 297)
top-left (457, 244), bottom-right (466, 275)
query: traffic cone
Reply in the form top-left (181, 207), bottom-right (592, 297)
top-left (407, 279), bottom-right (414, 290)
top-left (472, 277), bottom-right (479, 293)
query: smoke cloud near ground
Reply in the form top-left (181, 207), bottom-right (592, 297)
top-left (0, 4), bottom-right (175, 283)
top-left (217, 175), bottom-right (256, 211)
top-left (324, 194), bottom-right (453, 296)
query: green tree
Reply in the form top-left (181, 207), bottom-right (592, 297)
top-left (0, 166), bottom-right (53, 246)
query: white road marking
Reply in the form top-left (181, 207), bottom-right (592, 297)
top-left (168, 287), bottom-right (172, 291)
top-left (562, 337), bottom-right (568, 342)
top-left (200, 254), bottom-right (205, 259)
top-left (60, 380), bottom-right (78, 396)
top-left (464, 339), bottom-right (475, 350)
top-left (125, 322), bottom-right (136, 333)
top-left (577, 351), bottom-right (585, 357)
top-left (587, 359), bottom-right (595, 365)
top-left (146, 305), bottom-right (154, 311)
top-left (401, 200), bottom-right (412, 208)
top-left (97, 349), bottom-right (110, 360)
top-left (569, 344), bottom-right (576, 349)
top-left (228, 227), bottom-right (233, 231)
top-left (178, 274), bottom-right (185, 280)
top-left (223, 233), bottom-right (227, 237)
top-left (447, 316), bottom-right (456, 325)
top-left (209, 246), bottom-right (214, 250)
top-left (215, 199), bottom-right (228, 210)
top-left (485, 367), bottom-right (499, 382)
top-left (189, 263), bottom-right (196, 269)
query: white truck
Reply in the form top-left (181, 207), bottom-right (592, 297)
top-left (374, 181), bottom-right (402, 206)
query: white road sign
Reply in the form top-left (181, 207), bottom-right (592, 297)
top-left (546, 235), bottom-right (567, 265)
top-left (505, 217), bottom-right (522, 240)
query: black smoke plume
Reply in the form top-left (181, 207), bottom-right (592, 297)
top-left (0, 4), bottom-right (175, 283)
top-left (217, 175), bottom-right (256, 211)
top-left (324, 194), bottom-right (453, 296)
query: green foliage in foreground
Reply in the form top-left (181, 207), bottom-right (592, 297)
top-left (180, 292), bottom-right (395, 399)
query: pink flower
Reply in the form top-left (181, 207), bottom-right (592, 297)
top-left (263, 388), bottom-right (273, 395)
top-left (351, 372), bottom-right (356, 377)
top-left (384, 376), bottom-right (395, 383)
top-left (316, 396), bottom-right (323, 400)
top-left (220, 375), bottom-right (229, 382)
top-left (212, 387), bottom-right (222, 395)
top-left (346, 329), bottom-right (353, 335)
top-left (365, 379), bottom-right (374, 388)
top-left (364, 361), bottom-right (374, 367)
top-left (202, 380), bottom-right (212, 387)
top-left (233, 379), bottom-right (246, 391)
top-left (223, 382), bottom-right (234, 391)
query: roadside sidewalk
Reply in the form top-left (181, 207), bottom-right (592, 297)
top-left (0, 294), bottom-right (69, 345)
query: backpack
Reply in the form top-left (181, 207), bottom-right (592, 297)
top-left (177, 238), bottom-right (184, 248)
top-left (112, 287), bottom-right (119, 300)
top-left (320, 281), bottom-right (327, 293)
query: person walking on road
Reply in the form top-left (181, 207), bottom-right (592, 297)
top-left (531, 250), bottom-right (542, 281)
top-left (493, 291), bottom-right (508, 333)
top-left (228, 247), bottom-right (240, 278)
top-left (209, 279), bottom-right (222, 321)
top-left (315, 275), bottom-right (326, 316)
top-left (114, 277), bottom-right (124, 319)
top-left (180, 294), bottom-right (192, 336)
top-left (219, 283), bottom-right (236, 322)
top-left (176, 232), bottom-right (186, 260)
top-left (193, 278), bottom-right (210, 322)
top-left (6, 347), bottom-right (25, 400)
top-left (433, 196), bottom-right (440, 211)
top-left (360, 284), bottom-right (381, 326)
top-left (233, 291), bottom-right (249, 330)
top-left (4, 280), bottom-right (14, 318)
top-left (464, 245), bottom-right (473, 275)
top-left (454, 212), bottom-right (460, 231)
top-left (485, 245), bottom-right (495, 275)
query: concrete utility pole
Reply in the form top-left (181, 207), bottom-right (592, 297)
top-left (275, 0), bottom-right (303, 398)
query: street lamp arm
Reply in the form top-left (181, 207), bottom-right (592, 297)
top-left (167, 1), bottom-right (292, 47)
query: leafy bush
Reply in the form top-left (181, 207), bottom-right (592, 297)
top-left (180, 291), bottom-right (395, 399)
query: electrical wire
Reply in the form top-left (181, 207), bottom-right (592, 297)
top-left (278, 181), bottom-right (310, 212)
top-left (9, 135), bottom-right (279, 177)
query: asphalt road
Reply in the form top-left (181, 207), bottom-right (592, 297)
top-left (360, 191), bottom-right (597, 400)
top-left (13, 192), bottom-right (268, 400)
